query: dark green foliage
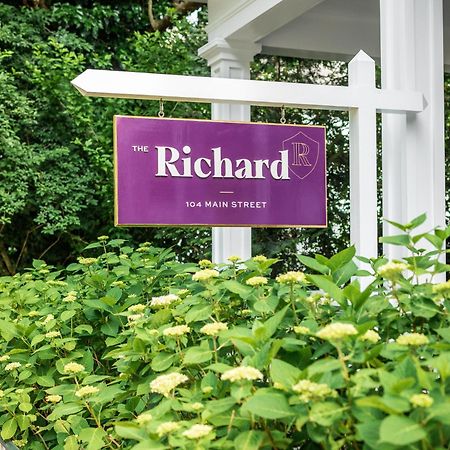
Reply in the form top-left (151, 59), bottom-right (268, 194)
top-left (251, 56), bottom-right (350, 269)
top-left (0, 2), bottom-right (211, 275)
top-left (0, 220), bottom-right (449, 448)
top-left (0, 2), bottom-right (448, 276)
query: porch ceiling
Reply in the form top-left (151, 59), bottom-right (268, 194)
top-left (206, 0), bottom-right (450, 72)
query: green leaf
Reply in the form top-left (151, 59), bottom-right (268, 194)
top-left (64, 435), bottom-right (80, 450)
top-left (253, 306), bottom-right (288, 342)
top-left (234, 431), bottom-right (265, 450)
top-left (93, 385), bottom-right (123, 405)
top-left (307, 358), bottom-right (341, 377)
top-left (202, 397), bottom-right (236, 420)
top-left (424, 233), bottom-right (444, 249)
top-left (309, 402), bottom-right (344, 427)
top-left (379, 234), bottom-right (411, 246)
top-left (1, 417), bottom-right (17, 440)
top-left (379, 416), bottom-right (426, 445)
top-left (79, 427), bottom-right (107, 450)
top-left (74, 324), bottom-right (93, 334)
top-left (407, 213), bottom-right (427, 230)
top-left (0, 318), bottom-right (18, 342)
top-left (115, 423), bottom-right (148, 441)
top-left (130, 440), bottom-right (165, 450)
top-left (307, 275), bottom-right (345, 306)
top-left (328, 246), bottom-right (355, 270)
top-left (47, 403), bottom-right (84, 421)
top-left (270, 359), bottom-right (301, 388)
top-left (413, 298), bottom-right (441, 318)
top-left (427, 402), bottom-right (450, 425)
top-left (436, 328), bottom-right (450, 343)
top-left (151, 352), bottom-right (176, 372)
top-left (31, 334), bottom-right (45, 347)
top-left (222, 280), bottom-right (252, 298)
top-left (333, 260), bottom-right (358, 286)
top-left (183, 345), bottom-right (212, 365)
top-left (206, 363), bottom-right (233, 373)
top-left (243, 390), bottom-right (294, 419)
top-left (384, 218), bottom-right (408, 231)
top-left (61, 310), bottom-right (76, 321)
top-left (297, 255), bottom-right (329, 274)
top-left (356, 396), bottom-right (409, 414)
top-left (185, 304), bottom-right (213, 323)
top-left (101, 317), bottom-right (120, 336)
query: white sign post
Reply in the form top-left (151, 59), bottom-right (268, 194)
top-left (72, 49), bottom-right (424, 262)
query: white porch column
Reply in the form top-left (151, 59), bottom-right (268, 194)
top-left (348, 51), bottom-right (378, 259)
top-left (380, 0), bottom-right (445, 260)
top-left (198, 39), bottom-right (261, 263)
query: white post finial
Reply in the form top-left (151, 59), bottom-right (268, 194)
top-left (349, 50), bottom-right (376, 87)
top-left (348, 50), bottom-right (378, 260)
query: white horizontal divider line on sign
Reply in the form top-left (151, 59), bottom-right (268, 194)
top-left (71, 69), bottom-right (425, 114)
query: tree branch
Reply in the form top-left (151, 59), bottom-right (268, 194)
top-left (0, 241), bottom-right (15, 276)
top-left (39, 234), bottom-right (61, 260)
top-left (23, 0), bottom-right (48, 8)
top-left (147, 0), bottom-right (203, 32)
top-left (15, 224), bottom-right (42, 270)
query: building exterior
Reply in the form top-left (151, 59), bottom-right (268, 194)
top-left (199, 0), bottom-right (448, 264)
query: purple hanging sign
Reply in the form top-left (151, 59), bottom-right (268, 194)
top-left (114, 116), bottom-right (327, 227)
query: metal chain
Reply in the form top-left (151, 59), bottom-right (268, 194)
top-left (280, 105), bottom-right (286, 124)
top-left (158, 98), bottom-right (165, 118)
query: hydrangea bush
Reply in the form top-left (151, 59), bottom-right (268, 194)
top-left (0, 215), bottom-right (449, 449)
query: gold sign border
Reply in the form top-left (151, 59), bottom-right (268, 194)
top-left (113, 115), bottom-right (328, 229)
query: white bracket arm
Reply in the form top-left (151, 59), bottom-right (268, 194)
top-left (71, 69), bottom-right (424, 114)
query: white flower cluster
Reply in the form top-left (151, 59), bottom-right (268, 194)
top-left (192, 269), bottom-right (220, 282)
top-left (200, 322), bottom-right (228, 336)
top-left (128, 304), bottom-right (146, 313)
top-left (5, 362), bottom-right (21, 371)
top-left (252, 255), bottom-right (267, 263)
top-left (410, 393), bottom-right (433, 408)
top-left (163, 325), bottom-right (191, 337)
top-left (377, 262), bottom-right (408, 280)
top-left (396, 333), bottom-right (429, 346)
top-left (43, 314), bottom-right (54, 324)
top-left (150, 372), bottom-right (189, 397)
top-left (221, 366), bottom-right (263, 383)
top-left (432, 280), bottom-right (450, 296)
top-left (360, 329), bottom-right (381, 343)
top-left (157, 421), bottom-right (180, 436)
top-left (63, 362), bottom-right (85, 374)
top-left (75, 385), bottom-right (99, 398)
top-left (316, 323), bottom-right (358, 341)
top-left (198, 259), bottom-right (213, 268)
top-left (293, 326), bottom-right (310, 335)
top-left (182, 424), bottom-right (213, 440)
top-left (46, 394), bottom-right (62, 403)
top-left (77, 257), bottom-right (98, 266)
top-left (127, 314), bottom-right (144, 323)
top-left (150, 294), bottom-right (180, 308)
top-left (45, 331), bottom-right (61, 339)
top-left (276, 271), bottom-right (306, 284)
top-left (292, 380), bottom-right (337, 402)
top-left (246, 276), bottom-right (268, 287)
top-left (227, 255), bottom-right (241, 263)
top-left (135, 412), bottom-right (153, 425)
top-left (63, 291), bottom-right (77, 303)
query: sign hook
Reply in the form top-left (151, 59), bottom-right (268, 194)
top-left (280, 105), bottom-right (286, 124)
top-left (158, 98), bottom-right (165, 118)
